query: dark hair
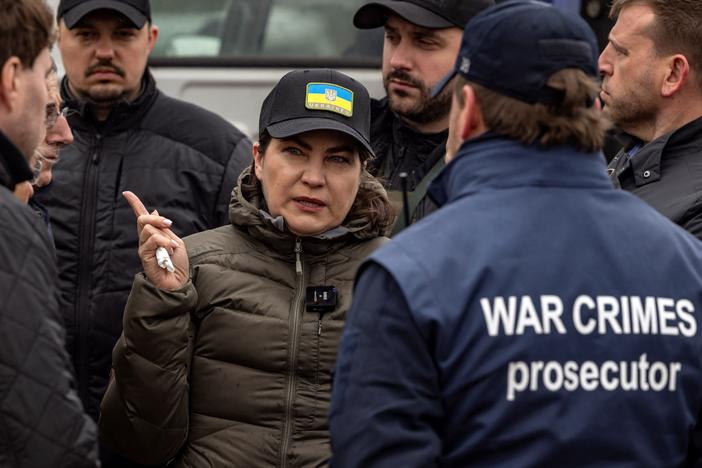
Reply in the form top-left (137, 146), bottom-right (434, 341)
top-left (610, 0), bottom-right (702, 91)
top-left (0, 0), bottom-right (54, 70)
top-left (454, 71), bottom-right (611, 151)
top-left (248, 130), bottom-right (394, 236)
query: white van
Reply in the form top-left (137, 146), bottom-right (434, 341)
top-left (148, 0), bottom-right (385, 137)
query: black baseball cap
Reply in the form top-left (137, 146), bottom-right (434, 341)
top-left (259, 69), bottom-right (374, 156)
top-left (58, 0), bottom-right (151, 29)
top-left (354, 0), bottom-right (495, 29)
top-left (432, 0), bottom-right (598, 104)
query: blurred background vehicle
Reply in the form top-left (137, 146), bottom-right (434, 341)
top-left (148, 0), bottom-right (384, 137)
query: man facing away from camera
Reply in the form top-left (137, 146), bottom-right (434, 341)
top-left (600, 0), bottom-right (702, 239)
top-left (330, 1), bottom-right (702, 466)
top-left (353, 0), bottom-right (493, 231)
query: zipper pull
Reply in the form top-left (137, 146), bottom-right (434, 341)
top-left (294, 238), bottom-right (302, 275)
top-left (317, 319), bottom-right (322, 336)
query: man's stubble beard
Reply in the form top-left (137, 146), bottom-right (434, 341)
top-left (74, 60), bottom-right (133, 107)
top-left (601, 67), bottom-right (659, 138)
top-left (384, 70), bottom-right (452, 127)
top-left (603, 97), bottom-right (658, 137)
top-left (75, 83), bottom-right (131, 107)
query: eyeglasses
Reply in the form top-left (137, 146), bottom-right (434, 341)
top-left (44, 105), bottom-right (70, 128)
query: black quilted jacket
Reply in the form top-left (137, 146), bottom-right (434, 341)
top-left (33, 71), bottom-right (252, 424)
top-left (0, 131), bottom-right (98, 467)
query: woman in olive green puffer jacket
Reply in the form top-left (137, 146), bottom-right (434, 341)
top-left (98, 69), bottom-right (395, 468)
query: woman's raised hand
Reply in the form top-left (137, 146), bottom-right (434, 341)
top-left (123, 191), bottom-right (190, 291)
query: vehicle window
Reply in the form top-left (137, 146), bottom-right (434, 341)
top-left (150, 0), bottom-right (383, 66)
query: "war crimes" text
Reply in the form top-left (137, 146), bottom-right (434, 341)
top-left (480, 295), bottom-right (696, 337)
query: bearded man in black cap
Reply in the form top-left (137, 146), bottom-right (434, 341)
top-left (34, 0), bottom-right (251, 465)
top-left (353, 0), bottom-right (493, 231)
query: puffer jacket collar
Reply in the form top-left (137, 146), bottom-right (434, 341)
top-left (429, 133), bottom-right (612, 207)
top-left (229, 167), bottom-right (385, 257)
top-left (60, 70), bottom-right (159, 134)
top-left (0, 130), bottom-right (33, 189)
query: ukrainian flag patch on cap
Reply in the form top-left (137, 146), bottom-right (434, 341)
top-left (305, 83), bottom-right (354, 117)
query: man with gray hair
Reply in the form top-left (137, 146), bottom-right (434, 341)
top-left (0, 0), bottom-right (98, 465)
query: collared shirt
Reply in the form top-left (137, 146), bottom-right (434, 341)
top-left (626, 143), bottom-right (642, 159)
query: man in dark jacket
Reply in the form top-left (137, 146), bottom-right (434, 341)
top-left (34, 0), bottom-right (251, 464)
top-left (353, 0), bottom-right (493, 231)
top-left (600, 0), bottom-right (702, 239)
top-left (331, 2), bottom-right (702, 466)
top-left (0, 0), bottom-right (98, 466)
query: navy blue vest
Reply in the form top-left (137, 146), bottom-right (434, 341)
top-left (370, 134), bottom-right (702, 466)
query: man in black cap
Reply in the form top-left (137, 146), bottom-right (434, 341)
top-left (34, 0), bottom-right (251, 465)
top-left (353, 0), bottom-right (493, 232)
top-left (0, 0), bottom-right (98, 466)
top-left (331, 1), bottom-right (702, 466)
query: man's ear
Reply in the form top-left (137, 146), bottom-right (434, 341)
top-left (252, 141), bottom-right (263, 179)
top-left (661, 54), bottom-right (690, 97)
top-left (457, 84), bottom-right (484, 141)
top-left (147, 25), bottom-right (159, 51)
top-left (0, 57), bottom-right (21, 112)
top-left (57, 20), bottom-right (67, 44)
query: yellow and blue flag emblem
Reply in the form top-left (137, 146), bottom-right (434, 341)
top-left (305, 83), bottom-right (354, 117)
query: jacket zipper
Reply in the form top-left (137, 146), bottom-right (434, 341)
top-left (74, 132), bottom-right (102, 405)
top-left (280, 237), bottom-right (305, 467)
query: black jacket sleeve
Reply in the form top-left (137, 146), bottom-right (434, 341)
top-left (329, 262), bottom-right (443, 468)
top-left (0, 201), bottom-right (98, 468)
top-left (213, 137), bottom-right (252, 226)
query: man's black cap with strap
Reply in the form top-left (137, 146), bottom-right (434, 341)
top-left (431, 0), bottom-right (598, 100)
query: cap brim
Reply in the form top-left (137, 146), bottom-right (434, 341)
top-left (62, 0), bottom-right (147, 29)
top-left (354, 1), bottom-right (455, 29)
top-left (431, 69), bottom-right (457, 98)
top-left (266, 118), bottom-right (374, 157)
